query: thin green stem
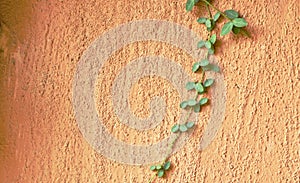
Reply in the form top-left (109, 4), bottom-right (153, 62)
top-left (201, 0), bottom-right (229, 20)
top-left (205, 3), bottom-right (212, 18)
top-left (148, 173), bottom-right (156, 183)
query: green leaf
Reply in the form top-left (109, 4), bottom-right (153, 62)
top-left (207, 20), bottom-right (216, 31)
top-left (232, 18), bottom-right (248, 27)
top-left (210, 34), bottom-right (217, 44)
top-left (179, 124), bottom-right (188, 132)
top-left (156, 165), bottom-right (162, 170)
top-left (220, 22), bottom-right (233, 36)
top-left (205, 19), bottom-right (212, 28)
top-left (232, 26), bottom-right (241, 34)
top-left (199, 97), bottom-right (209, 105)
top-left (197, 40), bottom-right (206, 48)
top-left (157, 169), bottom-right (165, 178)
top-left (202, 64), bottom-right (220, 72)
top-left (185, 82), bottom-right (195, 90)
top-left (150, 165), bottom-right (156, 171)
top-left (187, 99), bottom-right (197, 106)
top-left (180, 101), bottom-right (188, 109)
top-left (213, 12), bottom-right (221, 22)
top-left (186, 122), bottom-right (195, 128)
top-left (163, 161), bottom-right (171, 170)
top-left (193, 104), bottom-right (201, 112)
top-left (171, 124), bottom-right (179, 133)
top-left (195, 82), bottom-right (204, 93)
top-left (197, 17), bottom-right (207, 24)
top-left (208, 48), bottom-right (215, 55)
top-left (186, 0), bottom-right (197, 11)
top-left (205, 41), bottom-right (212, 49)
top-left (203, 78), bottom-right (214, 87)
top-left (192, 62), bottom-right (201, 72)
top-left (224, 10), bottom-right (239, 19)
top-left (199, 59), bottom-right (210, 67)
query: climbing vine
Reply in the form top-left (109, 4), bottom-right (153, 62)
top-left (148, 0), bottom-right (250, 182)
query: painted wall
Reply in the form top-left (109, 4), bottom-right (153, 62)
top-left (0, 0), bottom-right (299, 182)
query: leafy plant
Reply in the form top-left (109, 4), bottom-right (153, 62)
top-left (148, 0), bottom-right (250, 182)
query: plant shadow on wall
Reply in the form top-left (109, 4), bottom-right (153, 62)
top-left (148, 0), bottom-right (250, 182)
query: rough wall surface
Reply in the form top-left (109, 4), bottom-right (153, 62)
top-left (0, 0), bottom-right (299, 182)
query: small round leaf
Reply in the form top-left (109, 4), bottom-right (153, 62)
top-left (232, 18), bottom-right (248, 28)
top-left (171, 124), bottom-right (179, 133)
top-left (185, 82), bottom-right (195, 90)
top-left (156, 165), bottom-right (162, 170)
top-left (187, 99), bottom-right (197, 106)
top-left (180, 101), bottom-right (188, 109)
top-left (195, 82), bottom-right (204, 93)
top-left (204, 79), bottom-right (214, 87)
top-left (202, 64), bottom-right (220, 72)
top-left (163, 161), bottom-right (171, 170)
top-left (150, 165), bottom-right (156, 171)
top-left (208, 48), bottom-right (215, 55)
top-left (199, 97), bottom-right (209, 105)
top-left (192, 62), bottom-right (201, 72)
top-left (197, 40), bottom-right (206, 48)
top-left (193, 104), bottom-right (201, 113)
top-left (179, 124), bottom-right (188, 132)
top-left (157, 169), bottom-right (165, 178)
top-left (205, 41), bottom-right (212, 49)
top-left (197, 17), bottom-right (207, 24)
top-left (199, 59), bottom-right (210, 67)
top-left (224, 10), bottom-right (239, 19)
top-left (205, 19), bottom-right (212, 28)
top-left (186, 122), bottom-right (195, 128)
top-left (210, 34), bottom-right (217, 44)
top-left (232, 26), bottom-right (241, 34)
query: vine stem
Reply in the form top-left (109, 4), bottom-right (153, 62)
top-left (148, 173), bottom-right (156, 183)
top-left (201, 0), bottom-right (228, 19)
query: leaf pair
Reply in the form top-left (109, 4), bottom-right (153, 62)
top-left (150, 161), bottom-right (171, 178)
top-left (192, 59), bottom-right (220, 73)
top-left (171, 122), bottom-right (195, 133)
top-left (185, 78), bottom-right (214, 93)
top-left (180, 97), bottom-right (209, 112)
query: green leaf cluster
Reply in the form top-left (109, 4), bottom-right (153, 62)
top-left (150, 161), bottom-right (171, 178)
top-left (221, 10), bottom-right (248, 36)
top-left (197, 11), bottom-right (220, 32)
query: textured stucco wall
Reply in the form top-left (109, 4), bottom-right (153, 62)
top-left (0, 0), bottom-right (299, 182)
